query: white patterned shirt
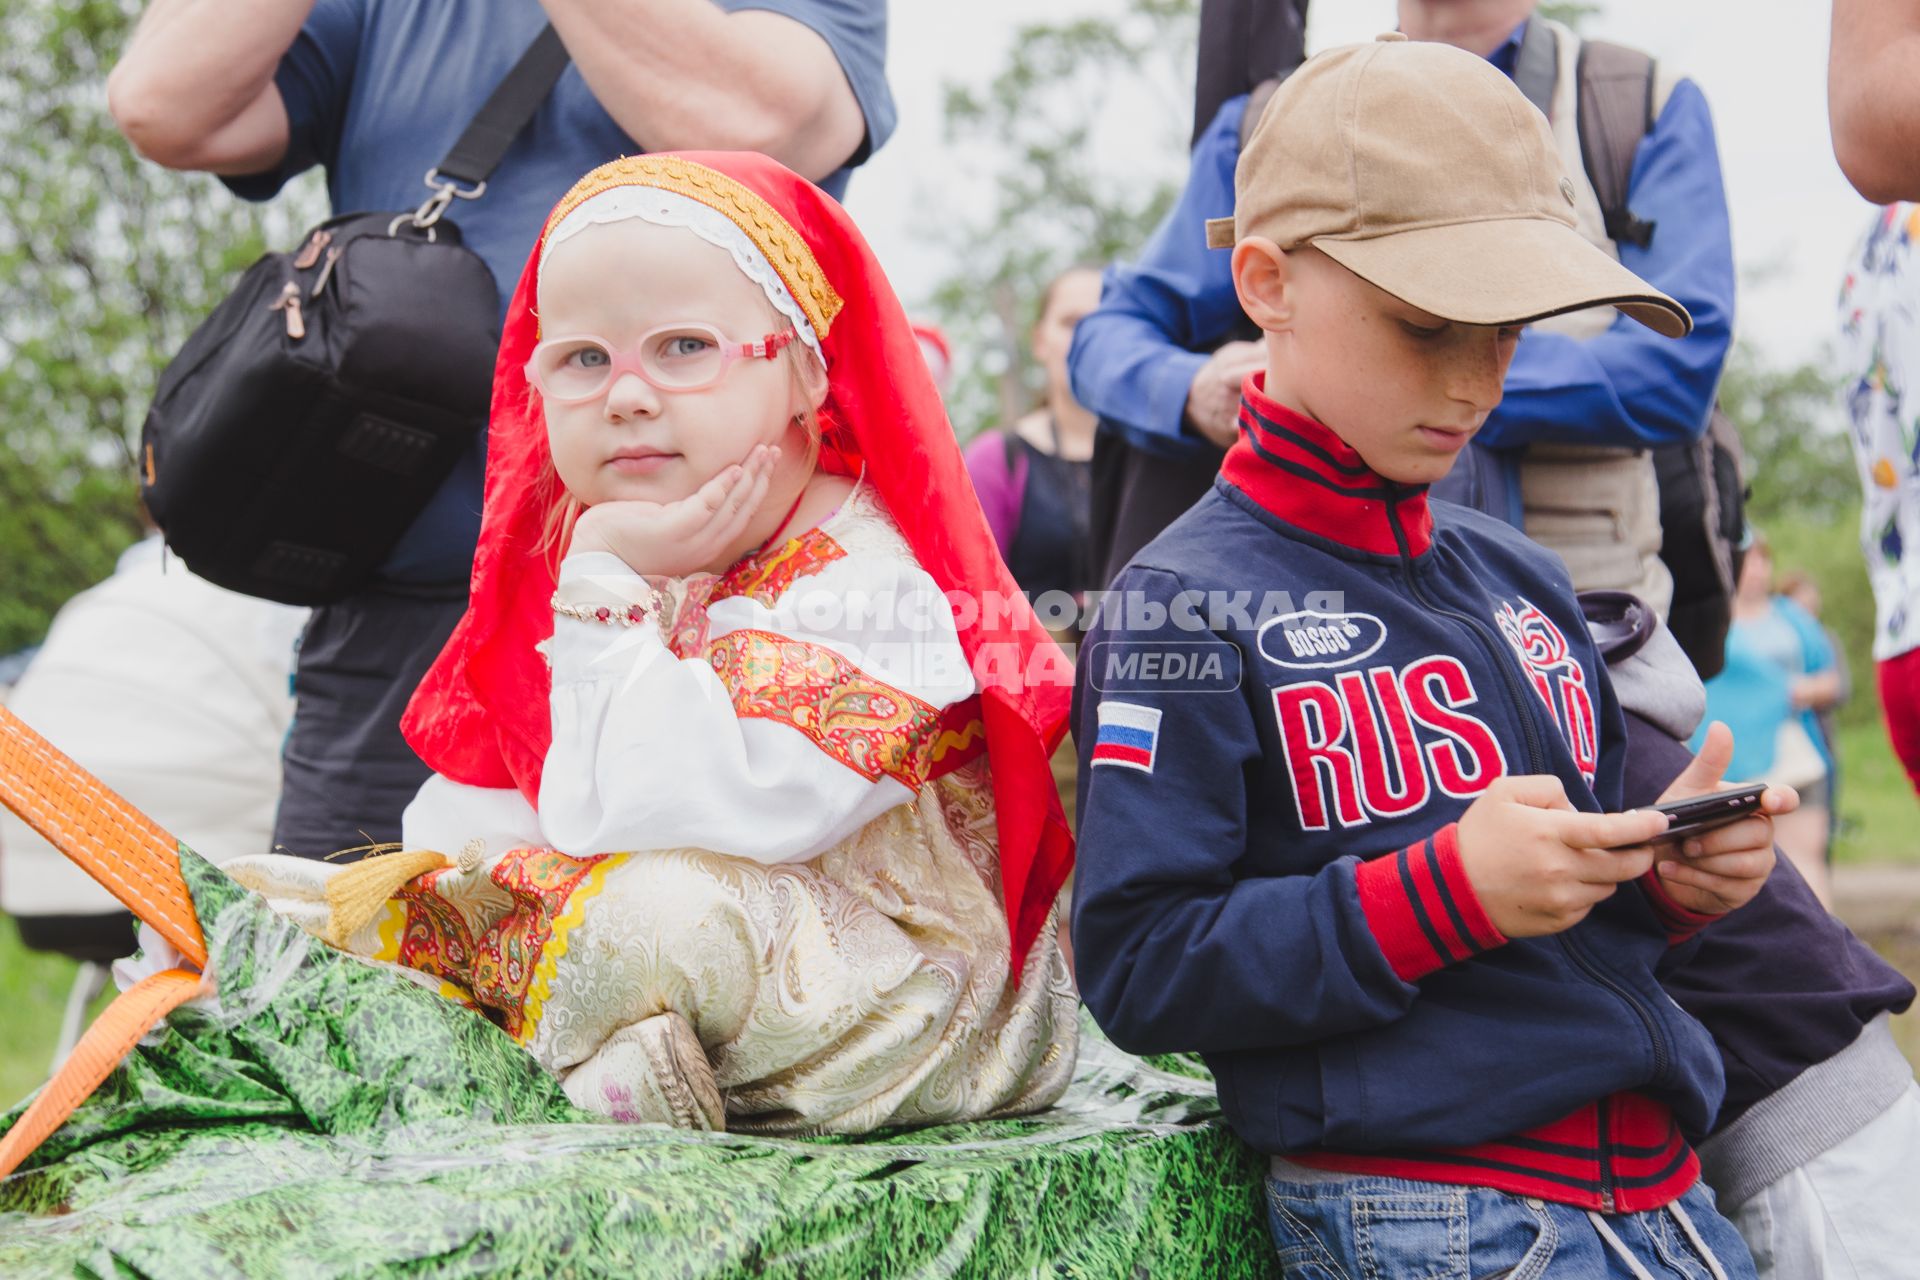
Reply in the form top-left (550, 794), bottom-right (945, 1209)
top-left (1839, 204), bottom-right (1920, 661)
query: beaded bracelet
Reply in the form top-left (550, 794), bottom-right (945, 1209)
top-left (550, 589), bottom-right (659, 628)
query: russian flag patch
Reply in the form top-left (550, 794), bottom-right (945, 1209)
top-left (1091, 701), bottom-right (1162, 774)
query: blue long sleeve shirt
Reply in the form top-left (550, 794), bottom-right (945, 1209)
top-left (1067, 96), bottom-right (1247, 464)
top-left (1067, 22), bottom-right (1738, 512)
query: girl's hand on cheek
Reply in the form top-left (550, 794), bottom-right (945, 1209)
top-left (568, 445), bottom-right (779, 577)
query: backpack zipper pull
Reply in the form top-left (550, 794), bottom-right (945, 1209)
top-left (292, 228), bottom-right (332, 270)
top-left (269, 281), bottom-right (306, 340)
top-left (309, 245), bottom-right (342, 298)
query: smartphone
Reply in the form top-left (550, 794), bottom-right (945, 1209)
top-left (1646, 783), bottom-right (1768, 845)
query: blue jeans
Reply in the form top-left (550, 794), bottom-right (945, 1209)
top-left (1264, 1171), bottom-right (1757, 1280)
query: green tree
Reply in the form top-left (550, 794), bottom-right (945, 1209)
top-left (929, 0), bottom-right (1198, 439)
top-left (1538, 2), bottom-right (1603, 31)
top-left (0, 0), bottom-right (321, 654)
top-left (1720, 343), bottom-right (1856, 528)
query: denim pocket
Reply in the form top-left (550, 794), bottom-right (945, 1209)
top-left (1264, 1177), bottom-right (1566, 1280)
top-left (1263, 1182), bottom-right (1355, 1280)
top-left (1469, 1196), bottom-right (1559, 1280)
top-left (1351, 1188), bottom-right (1469, 1280)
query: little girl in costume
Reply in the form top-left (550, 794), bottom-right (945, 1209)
top-left (228, 153), bottom-right (1079, 1135)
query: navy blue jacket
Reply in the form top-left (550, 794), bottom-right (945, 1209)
top-left (1072, 381), bottom-right (1728, 1211)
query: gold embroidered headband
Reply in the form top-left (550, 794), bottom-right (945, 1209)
top-left (541, 156), bottom-right (844, 344)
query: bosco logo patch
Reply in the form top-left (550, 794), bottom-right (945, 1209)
top-left (1257, 610), bottom-right (1388, 671)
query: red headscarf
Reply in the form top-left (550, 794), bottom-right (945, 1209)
top-left (402, 153), bottom-right (1073, 971)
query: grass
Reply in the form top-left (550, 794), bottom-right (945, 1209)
top-left (0, 917), bottom-right (88, 1109)
top-left (1832, 713), bottom-right (1920, 864)
top-left (1875, 928), bottom-right (1920, 1069)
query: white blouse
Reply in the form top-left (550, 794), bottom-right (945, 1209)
top-left (403, 488), bottom-right (977, 865)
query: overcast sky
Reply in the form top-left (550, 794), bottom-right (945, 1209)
top-left (844, 1), bottom-right (1874, 370)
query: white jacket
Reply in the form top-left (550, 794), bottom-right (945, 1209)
top-left (0, 539), bottom-right (304, 917)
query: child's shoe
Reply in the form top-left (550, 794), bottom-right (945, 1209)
top-left (562, 1010), bottom-right (726, 1131)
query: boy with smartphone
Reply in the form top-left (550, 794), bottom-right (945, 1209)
top-left (1072, 35), bottom-right (1793, 1277)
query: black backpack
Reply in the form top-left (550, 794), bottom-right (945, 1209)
top-left (141, 211), bottom-right (503, 603)
top-left (140, 28), bottom-right (570, 605)
top-left (1560, 34), bottom-right (1747, 680)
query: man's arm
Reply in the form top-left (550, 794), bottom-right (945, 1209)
top-left (1066, 96), bottom-right (1256, 451)
top-left (1831, 0), bottom-right (1920, 204)
top-left (538, 0), bottom-right (870, 183)
top-left (1476, 79), bottom-right (1735, 452)
top-left (106, 0), bottom-right (312, 174)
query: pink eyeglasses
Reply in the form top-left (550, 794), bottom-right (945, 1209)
top-left (527, 322), bottom-right (799, 402)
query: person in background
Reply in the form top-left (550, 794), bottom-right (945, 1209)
top-left (1069, 0), bottom-right (1735, 616)
top-left (1778, 568), bottom-right (1849, 843)
top-left (1829, 0), bottom-right (1920, 204)
top-left (964, 265), bottom-right (1102, 846)
top-left (1697, 536), bottom-right (1842, 904)
top-left (1, 533), bottom-right (305, 960)
top-left (1071, 0), bottom-right (1305, 591)
top-left (1595, 586), bottom-right (1919, 1280)
top-left (1838, 203), bottom-right (1920, 800)
top-left (964, 266), bottom-right (1101, 608)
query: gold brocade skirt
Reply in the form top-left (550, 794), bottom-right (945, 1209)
top-left (228, 759), bottom-right (1077, 1135)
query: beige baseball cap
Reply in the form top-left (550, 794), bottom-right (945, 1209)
top-left (1205, 33), bottom-right (1691, 339)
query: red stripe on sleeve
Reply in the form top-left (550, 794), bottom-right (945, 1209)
top-left (1431, 823), bottom-right (1506, 952)
top-left (1638, 866), bottom-right (1720, 944)
top-left (1356, 824), bottom-right (1502, 982)
top-left (1356, 846), bottom-right (1448, 981)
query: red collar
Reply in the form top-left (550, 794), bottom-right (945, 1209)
top-left (1218, 375), bottom-right (1434, 557)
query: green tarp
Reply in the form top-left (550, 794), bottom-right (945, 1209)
top-left (0, 851), bottom-right (1278, 1278)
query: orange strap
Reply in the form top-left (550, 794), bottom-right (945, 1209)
top-left (0, 706), bottom-right (212, 1177)
top-left (0, 968), bottom-right (203, 1180)
top-left (0, 705), bottom-right (205, 967)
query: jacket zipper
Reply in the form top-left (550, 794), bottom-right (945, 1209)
top-left (1596, 1094), bottom-right (1615, 1212)
top-left (1383, 493), bottom-right (1549, 772)
top-left (1386, 491), bottom-right (1673, 1211)
top-left (1560, 926), bottom-right (1673, 1212)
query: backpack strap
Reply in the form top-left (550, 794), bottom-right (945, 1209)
top-left (1574, 38), bottom-right (1659, 250)
top-left (1239, 75), bottom-right (1284, 151)
top-left (1194, 0), bottom-right (1308, 149)
top-left (1511, 18), bottom-right (1558, 119)
top-left (424, 26), bottom-right (572, 199)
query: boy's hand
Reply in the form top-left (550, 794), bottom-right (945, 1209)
top-left (1650, 722), bottom-right (1791, 917)
top-left (568, 445), bottom-right (777, 578)
top-left (1457, 775), bottom-right (1666, 938)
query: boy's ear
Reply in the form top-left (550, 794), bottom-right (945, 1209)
top-left (1230, 237), bottom-right (1293, 331)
